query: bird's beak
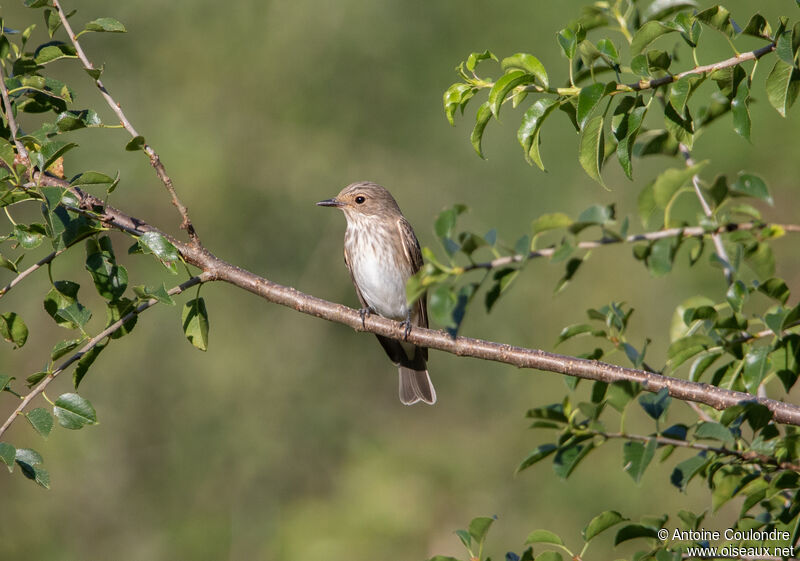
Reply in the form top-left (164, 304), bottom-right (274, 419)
top-left (316, 198), bottom-right (344, 208)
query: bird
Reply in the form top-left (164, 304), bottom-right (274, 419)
top-left (317, 181), bottom-right (436, 405)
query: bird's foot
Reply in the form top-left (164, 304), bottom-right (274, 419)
top-left (399, 314), bottom-right (413, 341)
top-left (359, 307), bottom-right (373, 329)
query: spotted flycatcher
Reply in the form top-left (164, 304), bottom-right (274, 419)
top-left (317, 181), bottom-right (436, 405)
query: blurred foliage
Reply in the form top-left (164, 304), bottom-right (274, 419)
top-left (1, 1), bottom-right (800, 561)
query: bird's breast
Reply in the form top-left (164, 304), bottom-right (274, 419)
top-left (345, 223), bottom-right (410, 320)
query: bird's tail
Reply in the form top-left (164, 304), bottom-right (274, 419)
top-left (398, 367), bottom-right (436, 405)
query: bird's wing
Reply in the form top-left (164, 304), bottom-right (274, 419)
top-left (397, 217), bottom-right (429, 343)
top-left (343, 245), bottom-right (368, 309)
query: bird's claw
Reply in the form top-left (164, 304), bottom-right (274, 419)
top-left (399, 318), bottom-right (412, 341)
top-left (359, 307), bottom-right (372, 329)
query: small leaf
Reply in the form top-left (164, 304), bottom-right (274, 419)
top-left (38, 141), bottom-right (77, 173)
top-left (53, 392), bottom-right (98, 429)
top-left (468, 517), bottom-right (495, 544)
top-left (631, 21), bottom-right (677, 54)
top-left (731, 79), bottom-right (751, 141)
top-left (758, 278), bottom-right (790, 305)
top-left (83, 17), bottom-right (126, 33)
top-left (182, 298), bottom-right (209, 351)
top-left (525, 529), bottom-right (563, 545)
top-left (0, 312), bottom-right (29, 348)
top-left (500, 53), bottom-right (548, 88)
top-left (695, 421), bottom-right (735, 447)
top-left (638, 387), bottom-right (671, 420)
top-left (517, 443), bottom-right (558, 473)
top-left (466, 50), bottom-right (496, 73)
top-left (133, 284), bottom-right (176, 305)
top-left (729, 173), bottom-right (772, 204)
top-left (136, 231), bottom-right (180, 273)
top-left (51, 338), bottom-right (84, 361)
top-left (125, 135), bottom-right (145, 151)
top-left (577, 82), bottom-right (612, 130)
top-left (516, 98), bottom-right (559, 169)
top-left (578, 115), bottom-right (605, 187)
top-left (25, 407), bottom-right (53, 438)
top-left (696, 5), bottom-right (737, 38)
top-left (623, 439), bottom-right (656, 483)
top-left (55, 301), bottom-right (92, 329)
top-left (614, 524), bottom-right (659, 545)
top-left (73, 341), bottom-right (106, 389)
top-left (583, 511), bottom-right (627, 542)
top-left (0, 442), bottom-right (15, 471)
top-left (766, 60), bottom-right (800, 118)
top-left (470, 102), bottom-right (492, 158)
top-left (742, 346), bottom-right (770, 394)
top-left (488, 71), bottom-right (536, 118)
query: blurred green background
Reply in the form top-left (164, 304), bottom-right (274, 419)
top-left (2, 1), bottom-right (799, 560)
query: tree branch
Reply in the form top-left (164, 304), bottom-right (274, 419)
top-left (463, 222), bottom-right (798, 272)
top-left (22, 172), bottom-right (800, 427)
top-left (0, 59), bottom-right (29, 165)
top-left (50, 0), bottom-right (199, 244)
top-left (592, 430), bottom-right (800, 472)
top-left (0, 273), bottom-right (208, 439)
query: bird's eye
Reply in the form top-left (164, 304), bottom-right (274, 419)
top-left (355, 196), bottom-right (366, 204)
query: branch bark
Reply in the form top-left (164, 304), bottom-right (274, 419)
top-left (20, 172), bottom-right (797, 428)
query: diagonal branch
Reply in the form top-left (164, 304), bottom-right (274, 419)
top-left (0, 273), bottom-right (208, 439)
top-left (19, 170), bottom-right (799, 427)
top-left (464, 221), bottom-right (799, 272)
top-left (50, 0), bottom-right (199, 244)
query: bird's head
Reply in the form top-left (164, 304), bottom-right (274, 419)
top-left (316, 181), bottom-right (402, 220)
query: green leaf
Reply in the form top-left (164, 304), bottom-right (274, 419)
top-left (758, 278), bottom-right (790, 305)
top-left (468, 517), bottom-right (495, 544)
top-left (667, 334), bottom-right (713, 369)
top-left (83, 17), bottom-right (126, 33)
top-left (0, 312), bottom-right (28, 348)
top-left (106, 298), bottom-right (138, 339)
top-left (578, 115), bottom-right (605, 187)
top-left (631, 21), bottom-right (677, 54)
top-left (525, 529), bottom-right (563, 545)
top-left (583, 511), bottom-right (627, 542)
top-left (614, 524), bottom-right (659, 545)
top-left (443, 83), bottom-right (474, 125)
top-left (577, 82), bottom-right (612, 130)
top-left (488, 70), bottom-right (536, 118)
top-left (501, 53), bottom-right (548, 88)
top-left (485, 268), bottom-right (519, 312)
top-left (696, 5), bottom-right (736, 38)
top-left (56, 109), bottom-right (102, 131)
top-left (70, 170), bottom-right (120, 192)
top-left (517, 443), bottom-right (558, 473)
top-left (652, 163), bottom-right (706, 207)
top-left (729, 173), bottom-right (772, 204)
top-left (766, 59), bottom-right (800, 117)
top-left (776, 25), bottom-right (795, 65)
top-left (25, 407), bottom-right (53, 438)
top-left (731, 78), bottom-right (751, 141)
top-left (638, 387), bottom-right (671, 420)
top-left (466, 50), bottom-right (496, 73)
top-left (596, 38), bottom-right (620, 64)
top-left (51, 338), bottom-right (84, 361)
top-left (34, 42), bottom-right (77, 64)
top-left (533, 552), bottom-right (562, 561)
top-left (553, 441), bottom-right (594, 479)
top-left (470, 102), bottom-right (492, 158)
top-left (695, 421), bottom-right (735, 447)
top-left (663, 102), bottom-right (694, 147)
top-left (38, 140), bottom-right (77, 173)
top-left (136, 231), bottom-right (180, 273)
top-left (73, 341), bottom-right (106, 389)
top-left (53, 392), bottom-right (98, 429)
top-left (742, 346), bottom-right (770, 394)
top-left (517, 98), bottom-right (559, 169)
top-left (182, 297), bottom-right (209, 351)
top-left (647, 237), bottom-right (675, 277)
top-left (557, 26), bottom-right (583, 59)
top-left (125, 135), bottom-right (145, 151)
top-left (623, 439), bottom-right (656, 483)
top-left (532, 213), bottom-right (572, 237)
top-left (55, 301), bottom-right (91, 329)
top-left (133, 283), bottom-right (176, 305)
top-left (15, 448), bottom-right (49, 489)
top-left (0, 375), bottom-right (13, 393)
top-left (85, 236), bottom-right (129, 300)
top-left (0, 442), bottom-right (15, 471)
top-left (740, 14), bottom-right (772, 38)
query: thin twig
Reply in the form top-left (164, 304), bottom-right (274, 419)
top-left (679, 143), bottom-right (734, 286)
top-left (594, 430), bottom-right (800, 472)
top-left (463, 222), bottom-right (798, 272)
top-left (521, 42), bottom-right (776, 96)
top-left (0, 230), bottom-right (96, 299)
top-left (0, 273), bottom-right (208, 439)
top-left (0, 60), bottom-right (29, 165)
top-left (50, 0), bottom-right (199, 244)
